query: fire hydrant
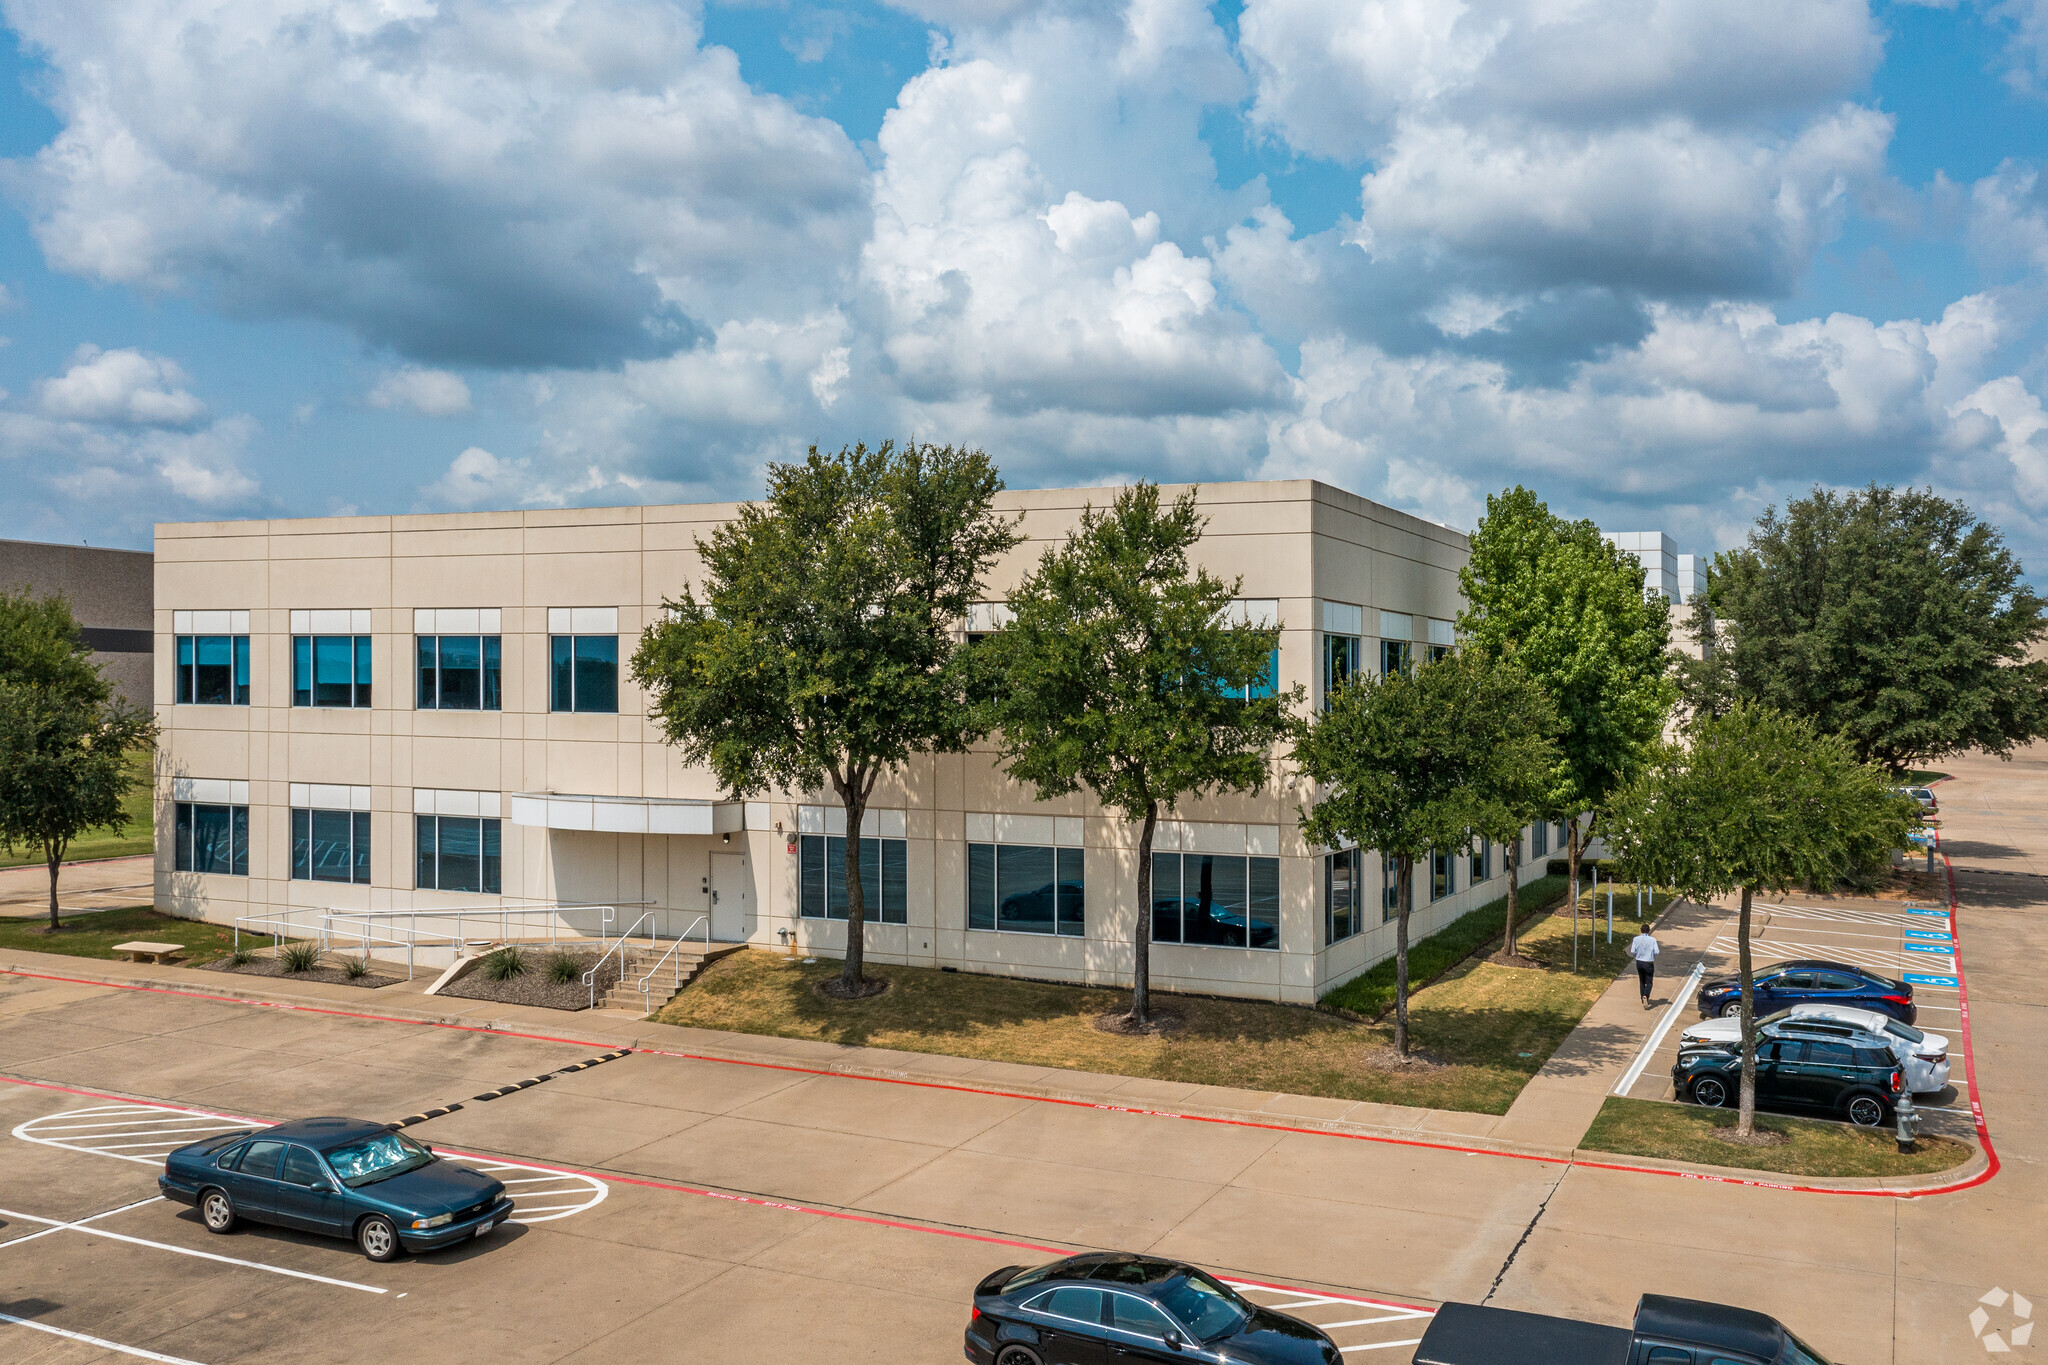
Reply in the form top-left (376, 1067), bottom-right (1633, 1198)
top-left (1895, 1091), bottom-right (1921, 1154)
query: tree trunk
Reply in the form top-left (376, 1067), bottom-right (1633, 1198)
top-left (1503, 835), bottom-right (1522, 958)
top-left (1566, 814), bottom-right (1586, 969)
top-left (1393, 853), bottom-right (1414, 1056)
top-left (1736, 884), bottom-right (1757, 1139)
top-left (46, 843), bottom-right (64, 932)
top-left (833, 768), bottom-right (877, 992)
top-left (1130, 800), bottom-right (1158, 1026)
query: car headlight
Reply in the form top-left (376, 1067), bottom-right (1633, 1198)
top-left (410, 1213), bottom-right (453, 1229)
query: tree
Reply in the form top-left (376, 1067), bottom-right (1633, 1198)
top-left (1603, 704), bottom-right (1919, 1136)
top-left (1296, 648), bottom-right (1559, 1054)
top-left (631, 442), bottom-right (1020, 996)
top-left (1707, 484), bottom-right (2048, 773)
top-left (0, 591), bottom-right (156, 931)
top-left (1458, 486), bottom-right (1675, 933)
top-left (978, 484), bottom-right (1299, 1027)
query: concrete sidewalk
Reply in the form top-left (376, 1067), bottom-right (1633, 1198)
top-left (1486, 893), bottom-right (1731, 1149)
top-left (0, 854), bottom-right (155, 919)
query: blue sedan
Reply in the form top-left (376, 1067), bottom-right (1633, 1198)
top-left (1697, 958), bottom-right (1916, 1025)
top-left (160, 1117), bottom-right (512, 1261)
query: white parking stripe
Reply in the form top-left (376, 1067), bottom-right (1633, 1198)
top-left (0, 1205), bottom-right (387, 1293)
top-left (1342, 1340), bottom-right (1425, 1352)
top-left (0, 1196), bottom-right (165, 1249)
top-left (1322, 1314), bottom-right (1434, 1329)
top-left (0, 1309), bottom-right (214, 1365)
top-left (1706, 936), bottom-right (1947, 972)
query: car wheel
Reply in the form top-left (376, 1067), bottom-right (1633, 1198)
top-left (994, 1348), bottom-right (1043, 1365)
top-left (1845, 1094), bottom-right (1888, 1128)
top-left (199, 1188), bottom-right (236, 1234)
top-left (1692, 1077), bottom-right (1729, 1108)
top-left (356, 1214), bottom-right (402, 1262)
top-left (1720, 1001), bottom-right (1743, 1018)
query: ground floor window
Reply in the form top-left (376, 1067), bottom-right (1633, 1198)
top-left (174, 802), bottom-right (248, 876)
top-left (416, 816), bottom-right (501, 894)
top-left (1153, 853), bottom-right (1279, 949)
top-left (800, 835), bottom-right (908, 924)
top-left (1469, 837), bottom-right (1490, 885)
top-left (1531, 821), bottom-right (1548, 857)
top-left (969, 842), bottom-right (1083, 936)
top-left (1383, 853), bottom-right (1402, 921)
top-left (292, 808), bottom-right (369, 884)
top-left (1431, 850), bottom-right (1454, 901)
top-left (1325, 847), bottom-right (1363, 945)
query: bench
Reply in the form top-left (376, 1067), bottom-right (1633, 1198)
top-left (111, 941), bottom-right (185, 964)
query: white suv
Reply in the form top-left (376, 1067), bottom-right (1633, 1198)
top-left (1680, 1003), bottom-right (1951, 1094)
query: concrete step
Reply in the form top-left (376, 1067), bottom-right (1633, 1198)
top-left (594, 943), bottom-right (742, 1013)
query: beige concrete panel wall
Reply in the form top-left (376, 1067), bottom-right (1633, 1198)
top-left (284, 731), bottom-right (373, 784)
top-left (393, 553), bottom-right (527, 607)
top-left (543, 739), bottom-right (623, 798)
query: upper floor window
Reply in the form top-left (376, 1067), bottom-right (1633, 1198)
top-left (1325, 846), bottom-right (1362, 945)
top-left (415, 609), bottom-right (502, 710)
top-left (1378, 611), bottom-right (1414, 676)
top-left (290, 783), bottom-right (370, 884)
top-left (1153, 851), bottom-right (1280, 949)
top-left (1322, 602), bottom-right (1362, 705)
top-left (173, 611), bottom-right (250, 705)
top-left (1426, 617), bottom-right (1455, 665)
top-left (1224, 599), bottom-right (1280, 701)
top-left (966, 812), bottom-right (1085, 937)
top-left (291, 611), bottom-right (372, 709)
top-left (964, 601), bottom-right (1013, 647)
top-left (173, 778), bottom-right (249, 876)
top-left (548, 607), bottom-right (618, 714)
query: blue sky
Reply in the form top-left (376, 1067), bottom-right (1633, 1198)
top-left (2, 0), bottom-right (2046, 576)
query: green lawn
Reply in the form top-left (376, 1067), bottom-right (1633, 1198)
top-left (0, 749), bottom-right (155, 869)
top-left (1581, 1096), bottom-right (1973, 1178)
top-left (0, 907), bottom-right (252, 963)
top-left (654, 885), bottom-right (1667, 1115)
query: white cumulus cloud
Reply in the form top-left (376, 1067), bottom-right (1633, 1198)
top-left (367, 368), bottom-right (472, 417)
top-left (36, 345), bottom-right (207, 427)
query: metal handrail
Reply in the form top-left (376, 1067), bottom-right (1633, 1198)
top-left (635, 915), bottom-right (711, 1014)
top-left (586, 911), bottom-right (656, 1009)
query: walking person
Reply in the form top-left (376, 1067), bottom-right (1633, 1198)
top-left (1628, 925), bottom-right (1661, 1009)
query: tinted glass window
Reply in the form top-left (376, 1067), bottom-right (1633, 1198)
top-left (1111, 1294), bottom-right (1176, 1337)
top-left (1041, 1287), bottom-right (1103, 1325)
top-left (1805, 1041), bottom-right (1855, 1067)
top-left (1817, 973), bottom-right (1862, 991)
top-left (1771, 972), bottom-right (1813, 989)
top-left (1153, 1274), bottom-right (1247, 1341)
top-left (967, 842), bottom-right (996, 931)
top-left (1853, 1047), bottom-right (1894, 1068)
top-left (281, 1146), bottom-right (324, 1186)
top-left (215, 1142), bottom-right (249, 1170)
top-left (1645, 1350), bottom-right (1693, 1364)
top-left (238, 1139), bottom-right (286, 1179)
top-left (1090, 1261), bottom-right (1168, 1285)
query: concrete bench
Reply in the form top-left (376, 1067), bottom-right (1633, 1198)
top-left (110, 941), bottom-right (185, 964)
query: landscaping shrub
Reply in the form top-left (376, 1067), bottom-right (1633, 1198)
top-left (279, 941), bottom-right (323, 974)
top-left (227, 943), bottom-right (257, 967)
top-left (341, 954), bottom-right (373, 980)
top-left (481, 945), bottom-right (527, 981)
top-left (545, 952), bottom-right (581, 985)
top-left (1320, 874), bottom-right (1566, 1018)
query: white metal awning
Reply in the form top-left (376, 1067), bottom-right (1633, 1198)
top-left (507, 792), bottom-right (746, 835)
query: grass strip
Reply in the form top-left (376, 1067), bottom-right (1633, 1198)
top-left (0, 750), bottom-right (154, 869)
top-left (1580, 1095), bottom-right (1972, 1178)
top-left (1320, 874), bottom-right (1584, 1017)
top-left (0, 906), bottom-right (258, 963)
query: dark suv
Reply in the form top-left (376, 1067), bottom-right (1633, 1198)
top-left (1673, 1030), bottom-right (1904, 1127)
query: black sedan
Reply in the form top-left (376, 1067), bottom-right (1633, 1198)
top-left (1697, 958), bottom-right (1916, 1025)
top-left (967, 1253), bottom-right (1340, 1365)
top-left (160, 1117), bottom-right (513, 1261)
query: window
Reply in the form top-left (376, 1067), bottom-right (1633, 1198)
top-left (1109, 1294), bottom-right (1177, 1337)
top-left (280, 1146), bottom-right (324, 1187)
top-left (174, 802), bottom-right (249, 876)
top-left (1554, 820), bottom-right (1569, 849)
top-left (1430, 849), bottom-right (1454, 901)
top-left (1322, 602), bottom-right (1363, 706)
top-left (549, 607), bottom-right (619, 713)
top-left (1469, 837), bottom-right (1490, 885)
top-left (970, 842), bottom-right (1085, 936)
top-left (1383, 853), bottom-right (1402, 921)
top-left (416, 816), bottom-right (502, 894)
top-left (1036, 1287), bottom-right (1103, 1324)
top-left (1427, 644), bottom-right (1451, 663)
top-left (1531, 820), bottom-right (1549, 857)
top-left (290, 785), bottom-right (370, 884)
top-left (293, 635), bottom-right (372, 707)
top-left (1221, 599), bottom-right (1279, 700)
top-left (1325, 847), bottom-right (1363, 945)
top-left (1426, 618), bottom-right (1455, 665)
top-left (173, 611), bottom-right (250, 705)
top-left (965, 601), bottom-right (1013, 646)
top-left (1378, 611), bottom-right (1413, 675)
top-left (1380, 639), bottom-right (1411, 675)
top-left (418, 637), bottom-right (501, 709)
top-left (236, 1139), bottom-right (286, 1180)
top-left (799, 835), bottom-right (908, 924)
top-left (1152, 852), bottom-right (1279, 949)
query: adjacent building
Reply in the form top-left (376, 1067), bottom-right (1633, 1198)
top-left (153, 480), bottom-right (1575, 1005)
top-left (0, 537), bottom-right (155, 706)
top-left (1603, 529), bottom-right (1713, 659)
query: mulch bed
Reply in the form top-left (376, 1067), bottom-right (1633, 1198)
top-left (203, 958), bottom-right (401, 989)
top-left (438, 952), bottom-right (622, 1011)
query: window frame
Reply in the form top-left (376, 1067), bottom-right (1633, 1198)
top-left (1380, 638), bottom-right (1411, 676)
top-left (414, 814), bottom-right (502, 894)
top-left (175, 633), bottom-right (251, 706)
top-left (1324, 846), bottom-right (1362, 946)
top-left (292, 634), bottom-right (373, 708)
top-left (290, 806), bottom-right (371, 885)
top-left (1469, 836), bottom-right (1489, 886)
top-left (173, 801), bottom-right (249, 876)
top-left (797, 834), bottom-right (909, 924)
top-left (1150, 851), bottom-right (1280, 950)
top-left (549, 634), bottom-right (619, 713)
top-left (1323, 633), bottom-right (1360, 705)
top-left (417, 634), bottom-right (502, 711)
top-left (967, 840), bottom-right (1086, 937)
top-left (1430, 849), bottom-right (1454, 902)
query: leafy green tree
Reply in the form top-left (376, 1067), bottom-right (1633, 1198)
top-left (1296, 649), bottom-right (1559, 1054)
top-left (1604, 704), bottom-right (1919, 1136)
top-left (631, 442), bottom-right (1020, 996)
top-left (978, 484), bottom-right (1299, 1027)
top-left (1458, 486), bottom-right (1675, 918)
top-left (0, 591), bottom-right (157, 930)
top-left (1707, 485), bottom-right (2048, 773)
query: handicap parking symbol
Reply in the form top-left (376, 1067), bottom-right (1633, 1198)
top-left (1903, 929), bottom-right (1954, 942)
top-left (1905, 907), bottom-right (1950, 917)
top-left (1904, 973), bottom-right (1959, 988)
top-left (1903, 942), bottom-right (1953, 954)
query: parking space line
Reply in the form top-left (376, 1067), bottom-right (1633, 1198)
top-left (0, 1204), bottom-right (388, 1293)
top-left (1342, 1341), bottom-right (1425, 1352)
top-left (0, 1309), bottom-right (213, 1365)
top-left (0, 1195), bottom-right (164, 1249)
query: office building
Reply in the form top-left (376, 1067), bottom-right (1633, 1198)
top-left (0, 538), bottom-right (154, 706)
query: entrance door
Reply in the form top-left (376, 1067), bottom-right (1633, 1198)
top-left (710, 852), bottom-right (749, 941)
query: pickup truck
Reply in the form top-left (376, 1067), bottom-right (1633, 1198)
top-left (1412, 1294), bottom-right (1832, 1365)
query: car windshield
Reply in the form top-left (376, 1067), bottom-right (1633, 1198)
top-left (1153, 1272), bottom-right (1248, 1342)
top-left (1882, 1019), bottom-right (1926, 1045)
top-left (322, 1131), bottom-right (433, 1187)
